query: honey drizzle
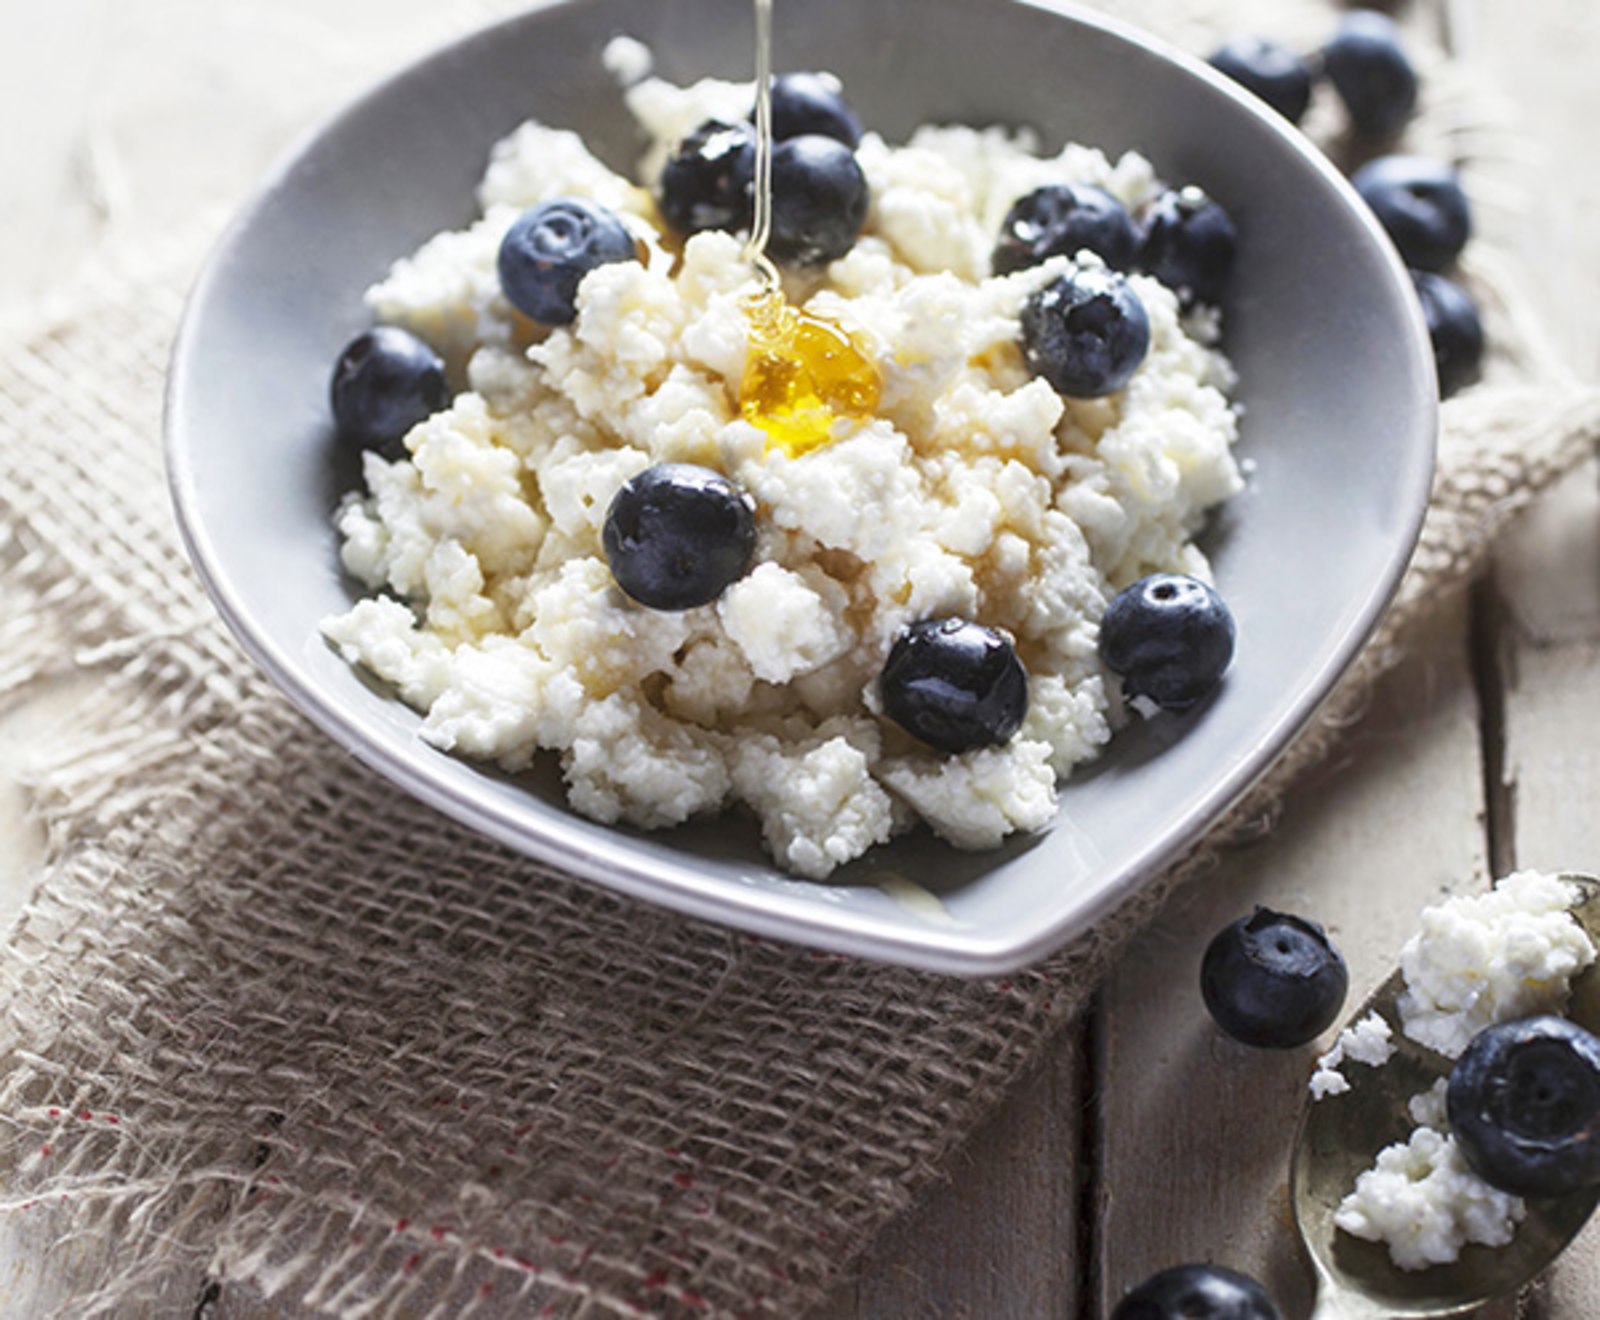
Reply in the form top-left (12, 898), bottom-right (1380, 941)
top-left (737, 0), bottom-right (880, 457)
top-left (742, 0), bottom-right (781, 296)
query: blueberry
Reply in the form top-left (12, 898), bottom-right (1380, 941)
top-left (767, 134), bottom-right (870, 267)
top-left (1137, 185), bottom-right (1237, 308)
top-left (497, 198), bottom-right (638, 326)
top-left (1020, 267), bottom-right (1150, 399)
top-left (1110, 1263), bottom-right (1281, 1320)
top-left (1208, 35), bottom-right (1315, 124)
top-left (657, 119), bottom-right (757, 238)
top-left (992, 183), bottom-right (1139, 276)
top-left (1099, 574), bottom-right (1235, 711)
top-left (1352, 154), bottom-right (1471, 273)
top-left (602, 464), bottom-right (757, 611)
top-left (879, 618), bottom-right (1029, 755)
top-left (329, 326), bottom-right (449, 455)
top-left (761, 71), bottom-right (862, 147)
top-left (1411, 269), bottom-right (1484, 397)
top-left (1322, 9), bottom-right (1419, 137)
top-left (1447, 1016), bottom-right (1600, 1198)
top-left (1200, 908), bottom-right (1349, 1050)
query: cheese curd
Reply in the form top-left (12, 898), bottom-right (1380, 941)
top-left (1328, 872), bottom-right (1596, 1270)
top-left (1310, 1010), bottom-right (1395, 1099)
top-left (321, 63), bottom-right (1242, 878)
top-left (1397, 870), bottom-right (1597, 1059)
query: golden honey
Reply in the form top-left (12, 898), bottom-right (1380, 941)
top-left (735, 0), bottom-right (879, 457)
top-left (739, 291), bottom-right (881, 457)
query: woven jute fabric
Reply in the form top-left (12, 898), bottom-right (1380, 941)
top-left (1, 2), bottom-right (1598, 1316)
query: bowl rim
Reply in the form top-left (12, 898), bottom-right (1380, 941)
top-left (164, 0), bottom-right (1437, 976)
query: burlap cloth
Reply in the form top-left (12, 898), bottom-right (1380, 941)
top-left (1, 1), bottom-right (1597, 1316)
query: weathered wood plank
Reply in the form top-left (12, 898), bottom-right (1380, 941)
top-left (1093, 596), bottom-right (1506, 1318)
top-left (814, 1036), bottom-right (1085, 1320)
top-left (1463, 0), bottom-right (1600, 1308)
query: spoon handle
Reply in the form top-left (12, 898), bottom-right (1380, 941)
top-left (1307, 1282), bottom-right (1386, 1320)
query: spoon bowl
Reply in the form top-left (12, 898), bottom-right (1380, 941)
top-left (1291, 873), bottom-right (1600, 1318)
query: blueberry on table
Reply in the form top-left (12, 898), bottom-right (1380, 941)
top-left (497, 197), bottom-right (639, 326)
top-left (992, 183), bottom-right (1139, 275)
top-left (1020, 266), bottom-right (1149, 399)
top-left (1322, 8), bottom-right (1419, 137)
top-left (602, 463), bottom-right (757, 611)
top-left (329, 325), bottom-right (448, 455)
top-left (1351, 154), bottom-right (1472, 272)
top-left (879, 618), bottom-right (1029, 755)
top-left (761, 71), bottom-right (863, 147)
top-left (1099, 573), bottom-right (1235, 712)
top-left (1208, 34), bottom-right (1315, 124)
top-left (1136, 186), bottom-right (1237, 309)
top-left (1447, 1015), bottom-right (1600, 1198)
top-left (1411, 269), bottom-right (1484, 397)
top-left (1200, 908), bottom-right (1349, 1049)
top-left (1110, 1263), bottom-right (1281, 1320)
top-left (657, 119), bottom-right (757, 238)
top-left (767, 134), bottom-right (870, 267)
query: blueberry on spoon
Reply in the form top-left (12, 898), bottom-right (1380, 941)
top-left (1448, 1016), bottom-right (1600, 1199)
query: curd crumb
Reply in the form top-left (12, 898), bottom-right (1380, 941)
top-left (1310, 1011), bottom-right (1395, 1099)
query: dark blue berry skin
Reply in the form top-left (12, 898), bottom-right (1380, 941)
top-left (992, 183), bottom-right (1139, 276)
top-left (1099, 574), bottom-right (1235, 711)
top-left (1208, 35), bottom-right (1315, 124)
top-left (767, 134), bottom-right (870, 267)
top-left (1110, 1263), bottom-right (1281, 1320)
top-left (1137, 186), bottom-right (1238, 309)
top-left (1352, 155), bottom-right (1471, 273)
top-left (329, 326), bottom-right (449, 456)
top-left (657, 119), bottom-right (757, 238)
top-left (602, 464), bottom-right (757, 611)
top-left (879, 618), bottom-right (1029, 755)
top-left (497, 198), bottom-right (638, 326)
top-left (762, 71), bottom-right (863, 147)
top-left (1411, 269), bottom-right (1484, 397)
top-left (1020, 267), bottom-right (1150, 399)
top-left (1322, 9), bottom-right (1419, 137)
top-left (1447, 1016), bottom-right (1600, 1198)
top-left (1200, 908), bottom-right (1349, 1050)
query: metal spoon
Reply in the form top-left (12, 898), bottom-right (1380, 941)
top-left (1290, 872), bottom-right (1600, 1319)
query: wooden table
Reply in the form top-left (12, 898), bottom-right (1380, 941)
top-left (2, 1), bottom-right (1596, 1316)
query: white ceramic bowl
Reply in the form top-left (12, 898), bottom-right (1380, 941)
top-left (166, 0), bottom-right (1435, 975)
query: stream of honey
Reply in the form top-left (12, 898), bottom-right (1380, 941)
top-left (736, 0), bottom-right (880, 458)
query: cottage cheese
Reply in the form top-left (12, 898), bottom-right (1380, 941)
top-left (321, 57), bottom-right (1242, 878)
top-left (1309, 1010), bottom-right (1395, 1099)
top-left (1329, 871), bottom-right (1595, 1270)
top-left (1397, 869), bottom-right (1596, 1059)
top-left (1333, 1089), bottom-right (1527, 1271)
